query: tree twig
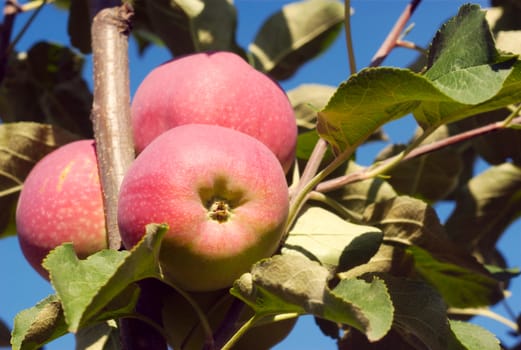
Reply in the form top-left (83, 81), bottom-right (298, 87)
top-left (316, 116), bottom-right (521, 193)
top-left (369, 0), bottom-right (421, 67)
top-left (91, 3), bottom-right (135, 250)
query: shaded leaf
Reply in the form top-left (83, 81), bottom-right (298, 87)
top-left (329, 162), bottom-right (397, 219)
top-left (145, 0), bottom-right (244, 57)
top-left (42, 224), bottom-right (168, 332)
top-left (68, 0), bottom-right (91, 54)
top-left (449, 320), bottom-right (501, 350)
top-left (11, 295), bottom-right (68, 350)
top-left (445, 162), bottom-right (521, 260)
top-left (408, 246), bottom-right (503, 308)
top-left (0, 122), bottom-right (79, 238)
top-left (144, 0), bottom-right (195, 56)
top-left (375, 126), bottom-right (463, 202)
top-left (180, 0), bottom-right (243, 53)
top-left (362, 196), bottom-right (502, 307)
top-left (231, 254), bottom-right (393, 341)
top-left (284, 205), bottom-right (382, 271)
top-left (380, 274), bottom-right (460, 350)
top-left (0, 42), bottom-right (93, 137)
top-left (454, 108), bottom-right (521, 165)
top-left (0, 318), bottom-right (10, 347)
top-left (250, 0), bottom-right (344, 80)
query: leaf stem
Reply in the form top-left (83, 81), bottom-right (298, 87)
top-left (343, 0), bottom-right (356, 75)
top-left (220, 314), bottom-right (262, 350)
top-left (286, 146), bottom-right (354, 236)
top-left (369, 0), bottom-right (422, 67)
top-left (448, 307), bottom-right (519, 332)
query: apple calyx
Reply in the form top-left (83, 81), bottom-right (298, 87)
top-left (207, 197), bottom-right (232, 223)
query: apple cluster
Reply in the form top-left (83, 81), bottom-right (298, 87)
top-left (15, 51), bottom-right (296, 292)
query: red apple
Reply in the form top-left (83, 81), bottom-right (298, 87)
top-left (15, 140), bottom-right (107, 279)
top-left (117, 124), bottom-right (289, 291)
top-left (131, 51), bottom-right (297, 172)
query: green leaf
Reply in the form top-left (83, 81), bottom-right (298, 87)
top-left (362, 196), bottom-right (502, 307)
top-left (331, 278), bottom-right (393, 341)
top-left (283, 206), bottom-right (382, 271)
top-left (67, 0), bottom-right (91, 54)
top-left (287, 83), bottom-right (337, 130)
top-left (42, 224), bottom-right (168, 332)
top-left (375, 126), bottom-right (464, 202)
top-left (328, 161), bottom-right (397, 219)
top-left (317, 67), bottom-right (443, 154)
top-left (408, 246), bottom-right (503, 308)
top-left (379, 274), bottom-right (461, 350)
top-left (425, 4), bottom-right (515, 104)
top-left (144, 0), bottom-right (195, 56)
top-left (445, 162), bottom-right (521, 260)
top-left (11, 295), bottom-right (68, 350)
top-left (75, 320), bottom-right (120, 350)
top-left (231, 254), bottom-right (393, 341)
top-left (0, 122), bottom-right (79, 238)
top-left (0, 42), bottom-right (93, 137)
top-left (249, 0), bottom-right (344, 80)
top-left (449, 320), bottom-right (501, 350)
top-left (317, 5), bottom-right (521, 154)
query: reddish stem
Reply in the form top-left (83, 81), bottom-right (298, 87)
top-left (369, 0), bottom-right (421, 67)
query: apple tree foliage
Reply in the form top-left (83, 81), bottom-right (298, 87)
top-left (1, 0), bottom-right (521, 349)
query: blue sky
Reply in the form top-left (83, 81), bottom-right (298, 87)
top-left (2, 1), bottom-right (520, 349)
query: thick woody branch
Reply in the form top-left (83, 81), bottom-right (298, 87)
top-left (91, 4), bottom-right (135, 250)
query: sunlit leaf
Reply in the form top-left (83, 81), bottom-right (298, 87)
top-left (11, 295), bottom-right (68, 350)
top-left (287, 83), bottom-right (336, 130)
top-left (449, 320), bottom-right (501, 350)
top-left (231, 254), bottom-right (393, 341)
top-left (317, 5), bottom-right (521, 155)
top-left (250, 0), bottom-right (344, 80)
top-left (42, 224), bottom-right (168, 332)
top-left (284, 205), bottom-right (382, 271)
top-left (75, 320), bottom-right (120, 350)
top-left (425, 4), bottom-right (515, 104)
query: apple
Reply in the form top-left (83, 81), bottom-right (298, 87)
top-left (15, 140), bottom-right (107, 279)
top-left (131, 51), bottom-right (297, 172)
top-left (117, 124), bottom-right (289, 291)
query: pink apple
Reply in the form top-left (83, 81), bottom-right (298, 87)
top-left (117, 124), bottom-right (289, 291)
top-left (16, 140), bottom-right (107, 279)
top-left (131, 51), bottom-right (297, 172)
